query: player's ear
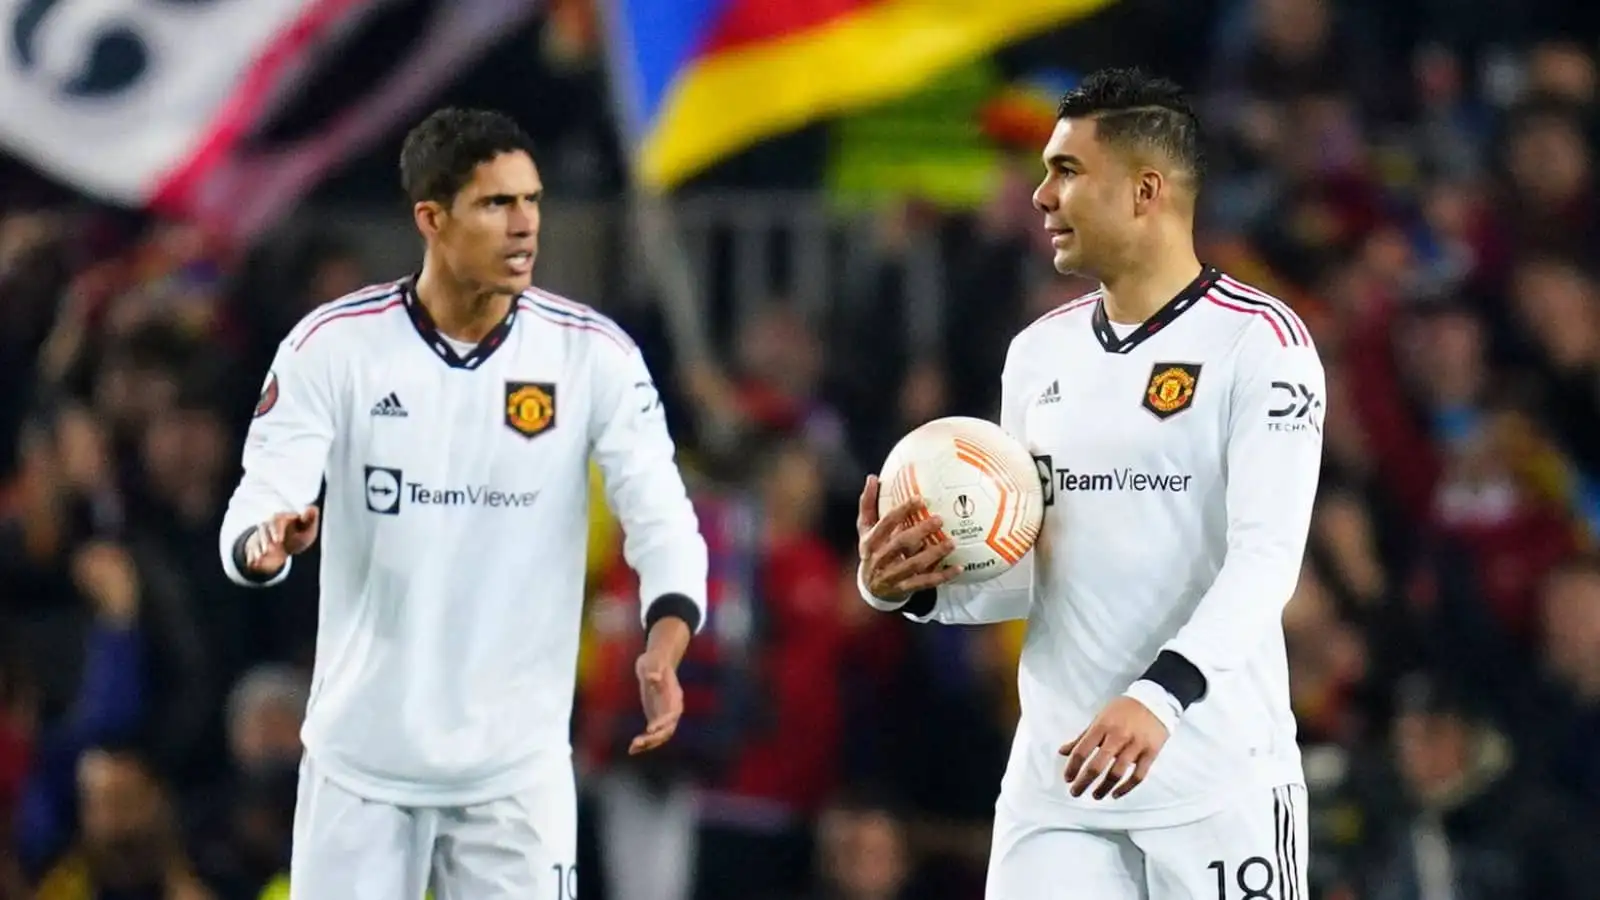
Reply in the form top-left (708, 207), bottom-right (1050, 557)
top-left (1133, 169), bottom-right (1162, 214)
top-left (413, 200), bottom-right (445, 240)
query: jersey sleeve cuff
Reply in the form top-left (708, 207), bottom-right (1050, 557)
top-left (1123, 679), bottom-right (1182, 736)
top-left (644, 593), bottom-right (703, 635)
top-left (1139, 650), bottom-right (1208, 708)
top-left (222, 526), bottom-right (291, 588)
top-left (856, 568), bottom-right (940, 620)
top-left (857, 567), bottom-right (908, 612)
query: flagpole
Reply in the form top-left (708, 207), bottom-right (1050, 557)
top-left (590, 0), bottom-right (717, 379)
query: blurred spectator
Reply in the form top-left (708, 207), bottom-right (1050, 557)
top-left (221, 668), bottom-right (306, 779)
top-left (1498, 97), bottom-right (1598, 260)
top-left (1359, 672), bottom-right (1597, 900)
top-left (14, 540), bottom-right (145, 879)
top-left (1526, 39), bottom-right (1598, 106)
top-left (799, 788), bottom-right (928, 900)
top-left (33, 747), bottom-right (211, 900)
top-left (187, 666), bottom-right (306, 899)
top-left (1517, 557), bottom-right (1600, 809)
top-left (692, 438), bottom-right (848, 900)
top-left (226, 230), bottom-right (368, 397)
top-left (1284, 564), bottom-right (1371, 746)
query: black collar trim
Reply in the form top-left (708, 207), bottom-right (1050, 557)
top-left (1090, 265), bottom-right (1219, 354)
top-left (402, 275), bottom-right (517, 370)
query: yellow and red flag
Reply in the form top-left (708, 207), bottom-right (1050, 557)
top-left (605, 0), bottom-right (1119, 189)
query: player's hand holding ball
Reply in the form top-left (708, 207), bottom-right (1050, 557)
top-left (244, 506), bottom-right (321, 578)
top-left (859, 416), bottom-right (1044, 601)
top-left (856, 474), bottom-right (961, 601)
top-left (1061, 697), bottom-right (1171, 800)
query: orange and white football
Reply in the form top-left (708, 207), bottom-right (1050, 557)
top-left (878, 416), bottom-right (1044, 584)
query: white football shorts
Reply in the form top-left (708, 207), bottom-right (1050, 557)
top-left (287, 754), bottom-right (578, 900)
top-left (986, 784), bottom-right (1309, 900)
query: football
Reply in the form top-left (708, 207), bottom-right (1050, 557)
top-left (877, 416), bottom-right (1045, 584)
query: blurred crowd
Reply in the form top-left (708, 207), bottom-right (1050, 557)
top-left (7, 1), bottom-right (1600, 899)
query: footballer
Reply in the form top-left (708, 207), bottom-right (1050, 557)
top-left (858, 69), bottom-right (1323, 900)
top-left (219, 109), bottom-right (707, 899)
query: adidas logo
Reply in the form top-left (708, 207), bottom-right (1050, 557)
top-left (1037, 380), bottom-right (1061, 405)
top-left (371, 392), bottom-right (408, 417)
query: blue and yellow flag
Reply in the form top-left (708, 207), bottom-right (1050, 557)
top-left (605, 0), bottom-right (1120, 189)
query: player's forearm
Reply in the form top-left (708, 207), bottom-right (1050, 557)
top-left (1134, 488), bottom-right (1316, 725)
top-left (622, 521), bottom-right (708, 627)
top-left (1159, 537), bottom-right (1306, 694)
top-left (596, 436), bottom-right (708, 631)
top-left (592, 341), bottom-right (710, 630)
top-left (1125, 551), bottom-right (1299, 735)
top-left (219, 427), bottom-right (331, 588)
top-left (642, 606), bottom-right (694, 665)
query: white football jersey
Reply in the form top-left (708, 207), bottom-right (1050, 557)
top-left (219, 277), bottom-right (707, 806)
top-left (865, 267), bottom-right (1325, 829)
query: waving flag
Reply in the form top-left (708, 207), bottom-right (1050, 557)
top-left (605, 0), bottom-right (1119, 189)
top-left (0, 0), bottom-right (368, 206)
top-left (0, 0), bottom-right (539, 246)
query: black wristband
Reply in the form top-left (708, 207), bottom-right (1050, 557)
top-left (231, 527), bottom-right (274, 584)
top-left (644, 593), bottom-right (702, 635)
top-left (1140, 650), bottom-right (1208, 709)
top-left (901, 588), bottom-right (938, 618)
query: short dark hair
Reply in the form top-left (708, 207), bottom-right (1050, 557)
top-left (1057, 68), bottom-right (1204, 184)
top-left (399, 108), bottom-right (536, 205)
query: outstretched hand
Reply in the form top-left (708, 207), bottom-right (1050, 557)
top-left (628, 646), bottom-right (684, 755)
top-left (244, 506), bottom-right (321, 578)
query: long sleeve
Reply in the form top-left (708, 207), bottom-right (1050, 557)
top-left (1158, 331), bottom-right (1325, 689)
top-left (860, 334), bottom-right (1035, 624)
top-left (588, 340), bottom-right (708, 632)
top-left (218, 333), bottom-right (338, 587)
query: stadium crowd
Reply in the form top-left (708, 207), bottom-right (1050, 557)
top-left (6, 1), bottom-right (1600, 898)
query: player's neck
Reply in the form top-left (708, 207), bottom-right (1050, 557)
top-left (414, 265), bottom-right (513, 343)
top-left (1099, 245), bottom-right (1203, 326)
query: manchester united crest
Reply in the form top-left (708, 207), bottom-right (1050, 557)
top-left (1142, 363), bottom-right (1201, 420)
top-left (504, 381), bottom-right (557, 438)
